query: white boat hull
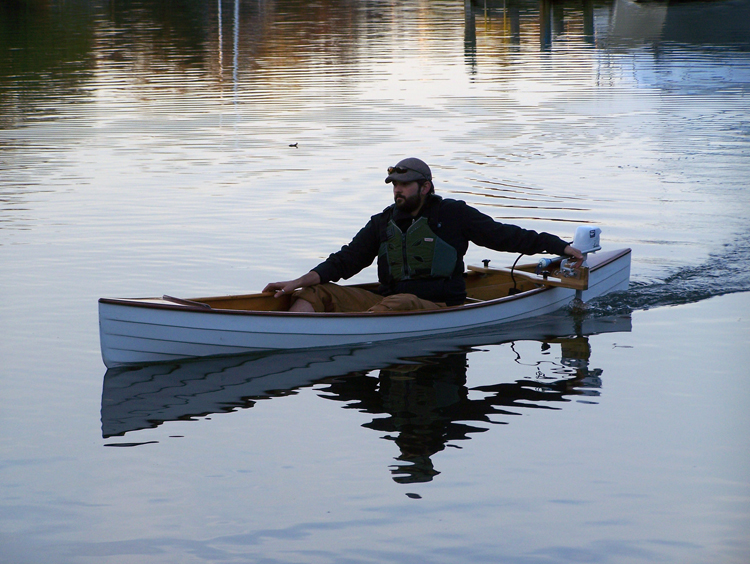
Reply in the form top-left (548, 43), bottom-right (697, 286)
top-left (99, 249), bottom-right (631, 367)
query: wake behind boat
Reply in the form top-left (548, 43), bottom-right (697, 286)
top-left (99, 228), bottom-right (631, 367)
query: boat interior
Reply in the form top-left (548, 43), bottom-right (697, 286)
top-left (150, 260), bottom-right (586, 312)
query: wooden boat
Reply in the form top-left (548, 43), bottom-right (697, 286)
top-left (99, 247), bottom-right (631, 368)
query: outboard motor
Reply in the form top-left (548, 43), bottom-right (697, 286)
top-left (572, 226), bottom-right (601, 254)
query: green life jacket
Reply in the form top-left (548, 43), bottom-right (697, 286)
top-left (379, 216), bottom-right (458, 282)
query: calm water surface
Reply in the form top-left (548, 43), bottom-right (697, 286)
top-left (1, 0), bottom-right (749, 562)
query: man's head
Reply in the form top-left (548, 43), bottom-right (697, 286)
top-left (386, 158), bottom-right (434, 215)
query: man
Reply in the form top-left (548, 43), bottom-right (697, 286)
top-left (264, 157), bottom-right (583, 312)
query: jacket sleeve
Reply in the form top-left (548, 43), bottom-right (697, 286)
top-left (459, 202), bottom-right (570, 256)
top-left (311, 216), bottom-right (382, 284)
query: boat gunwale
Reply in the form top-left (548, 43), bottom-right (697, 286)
top-left (99, 249), bottom-right (631, 319)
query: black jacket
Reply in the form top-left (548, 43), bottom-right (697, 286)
top-left (313, 195), bottom-right (570, 306)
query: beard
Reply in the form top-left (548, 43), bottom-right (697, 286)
top-left (394, 192), bottom-right (423, 214)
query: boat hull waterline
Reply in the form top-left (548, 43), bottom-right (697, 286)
top-left (99, 248), bottom-right (631, 367)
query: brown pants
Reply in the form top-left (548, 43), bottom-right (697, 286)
top-left (292, 283), bottom-right (445, 313)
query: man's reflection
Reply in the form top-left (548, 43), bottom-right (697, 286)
top-left (318, 336), bottom-right (602, 483)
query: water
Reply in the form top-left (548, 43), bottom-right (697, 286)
top-left (1, 0), bottom-right (749, 562)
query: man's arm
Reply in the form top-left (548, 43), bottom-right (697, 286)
top-left (263, 214), bottom-right (383, 298)
top-left (309, 218), bottom-right (382, 284)
top-left (461, 202), bottom-right (577, 258)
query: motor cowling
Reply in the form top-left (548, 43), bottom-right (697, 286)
top-left (572, 226), bottom-right (602, 254)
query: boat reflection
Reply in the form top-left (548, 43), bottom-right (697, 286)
top-left (102, 311), bottom-right (630, 480)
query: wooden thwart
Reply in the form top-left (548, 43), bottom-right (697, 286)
top-left (467, 264), bottom-right (589, 291)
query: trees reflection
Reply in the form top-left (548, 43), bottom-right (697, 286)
top-left (3, 0), bottom-right (746, 128)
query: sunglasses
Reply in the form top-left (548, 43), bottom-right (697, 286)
top-left (387, 165), bottom-right (425, 178)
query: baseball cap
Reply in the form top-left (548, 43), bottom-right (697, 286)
top-left (384, 157), bottom-right (432, 184)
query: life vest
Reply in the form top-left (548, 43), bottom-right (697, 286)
top-left (379, 215), bottom-right (458, 282)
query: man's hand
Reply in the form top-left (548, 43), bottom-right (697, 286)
top-left (263, 271), bottom-right (321, 298)
top-left (262, 281), bottom-right (296, 298)
top-left (563, 245), bottom-right (584, 268)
